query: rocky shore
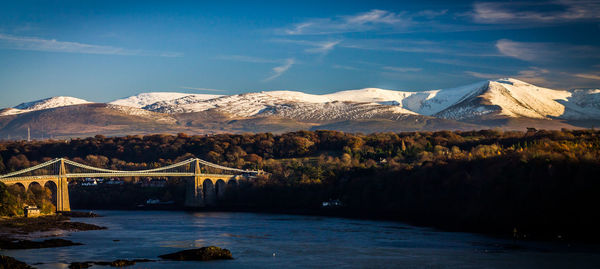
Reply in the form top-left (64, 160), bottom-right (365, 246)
top-left (0, 214), bottom-right (105, 236)
top-left (0, 213), bottom-right (106, 268)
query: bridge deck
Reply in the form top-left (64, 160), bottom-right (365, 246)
top-left (0, 173), bottom-right (240, 182)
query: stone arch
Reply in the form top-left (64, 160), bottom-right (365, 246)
top-left (215, 179), bottom-right (226, 200)
top-left (227, 179), bottom-right (238, 190)
top-left (44, 180), bottom-right (58, 205)
top-left (28, 181), bottom-right (43, 192)
top-left (9, 182), bottom-right (27, 194)
top-left (203, 179), bottom-right (216, 206)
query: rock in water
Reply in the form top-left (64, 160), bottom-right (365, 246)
top-left (159, 246), bottom-right (233, 261)
top-left (0, 255), bottom-right (35, 269)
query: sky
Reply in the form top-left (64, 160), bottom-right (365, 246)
top-left (1, 0), bottom-right (599, 107)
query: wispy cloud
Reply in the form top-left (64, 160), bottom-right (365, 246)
top-left (272, 39), bottom-right (341, 55)
top-left (472, 1), bottom-right (600, 24)
top-left (496, 39), bottom-right (600, 62)
top-left (263, 58), bottom-right (295, 82)
top-left (305, 40), bottom-right (341, 55)
top-left (465, 71), bottom-right (505, 79)
top-left (465, 67), bottom-right (554, 85)
top-left (0, 33), bottom-right (182, 57)
top-left (341, 38), bottom-right (504, 57)
top-left (215, 54), bottom-right (279, 63)
top-left (574, 73), bottom-right (600, 80)
top-left (332, 64), bottom-right (360, 71)
top-left (416, 9), bottom-right (448, 19)
top-left (282, 9), bottom-right (412, 35)
top-left (340, 38), bottom-right (445, 54)
top-left (180, 87), bottom-right (226, 92)
top-left (495, 39), bottom-right (541, 61)
top-left (515, 67), bottom-right (552, 85)
top-left (383, 66), bottom-right (422, 72)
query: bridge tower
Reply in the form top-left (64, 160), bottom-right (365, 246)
top-left (184, 159), bottom-right (204, 207)
top-left (57, 158), bottom-right (71, 212)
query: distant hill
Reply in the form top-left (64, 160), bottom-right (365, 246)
top-left (1, 78), bottom-right (598, 139)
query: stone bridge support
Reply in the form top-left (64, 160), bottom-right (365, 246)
top-left (56, 159), bottom-right (70, 212)
top-left (184, 159), bottom-right (238, 208)
top-left (1, 176), bottom-right (69, 212)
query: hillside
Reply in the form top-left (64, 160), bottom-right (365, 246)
top-left (0, 78), bottom-right (598, 138)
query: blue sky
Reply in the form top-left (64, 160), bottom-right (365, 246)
top-left (1, 0), bottom-right (599, 107)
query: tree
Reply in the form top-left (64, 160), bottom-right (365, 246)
top-left (0, 155), bottom-right (5, 173)
top-left (7, 154), bottom-right (29, 171)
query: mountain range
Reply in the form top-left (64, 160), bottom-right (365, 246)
top-left (1, 78), bottom-right (599, 139)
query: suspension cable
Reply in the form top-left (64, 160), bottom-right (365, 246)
top-left (0, 158), bottom-right (61, 179)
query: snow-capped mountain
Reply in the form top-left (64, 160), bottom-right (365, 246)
top-left (434, 79), bottom-right (600, 120)
top-left (133, 78), bottom-right (600, 121)
top-left (109, 92), bottom-right (222, 108)
top-left (0, 96), bottom-right (91, 116)
top-left (1, 78), bottom-right (599, 139)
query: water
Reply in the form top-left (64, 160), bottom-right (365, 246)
top-left (2, 210), bottom-right (600, 268)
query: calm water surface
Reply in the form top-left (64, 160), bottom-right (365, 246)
top-left (2, 210), bottom-right (600, 268)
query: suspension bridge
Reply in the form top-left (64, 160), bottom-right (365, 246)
top-left (0, 158), bottom-right (261, 211)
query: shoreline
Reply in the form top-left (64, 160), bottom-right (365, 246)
top-left (0, 214), bottom-right (105, 249)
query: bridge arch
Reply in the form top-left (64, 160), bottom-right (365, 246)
top-left (9, 182), bottom-right (27, 193)
top-left (28, 181), bottom-right (44, 195)
top-left (44, 180), bottom-right (58, 205)
top-left (203, 179), bottom-right (216, 206)
top-left (215, 179), bottom-right (226, 200)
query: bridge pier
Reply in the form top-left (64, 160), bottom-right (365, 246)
top-left (184, 159), bottom-right (240, 208)
top-left (56, 159), bottom-right (70, 212)
top-left (184, 174), bottom-right (205, 207)
top-left (57, 177), bottom-right (70, 212)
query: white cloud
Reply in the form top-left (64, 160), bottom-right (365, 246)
top-left (263, 58), bottom-right (295, 82)
top-left (472, 1), bottom-right (600, 24)
top-left (383, 66), bottom-right (422, 72)
top-left (283, 9), bottom-right (412, 35)
top-left (305, 40), bottom-right (340, 55)
top-left (0, 33), bottom-right (181, 57)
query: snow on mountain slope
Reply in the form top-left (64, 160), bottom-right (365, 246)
top-left (0, 108), bottom-right (26, 116)
top-left (106, 104), bottom-right (177, 123)
top-left (15, 96), bottom-right (91, 110)
top-left (435, 78), bottom-right (574, 120)
top-left (1, 96), bottom-right (91, 116)
top-left (560, 88), bottom-right (600, 119)
top-left (4, 79), bottom-right (599, 122)
top-left (141, 84), bottom-right (486, 119)
top-left (144, 90), bottom-right (418, 119)
top-left (109, 92), bottom-right (222, 108)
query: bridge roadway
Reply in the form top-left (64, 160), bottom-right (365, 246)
top-left (0, 158), bottom-right (259, 212)
top-left (0, 172), bottom-right (243, 181)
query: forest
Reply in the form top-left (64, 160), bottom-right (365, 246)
top-left (1, 129), bottom-right (600, 242)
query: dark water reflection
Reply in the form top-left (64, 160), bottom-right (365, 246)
top-left (2, 210), bottom-right (600, 268)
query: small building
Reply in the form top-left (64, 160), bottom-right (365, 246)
top-left (24, 206), bottom-right (41, 218)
